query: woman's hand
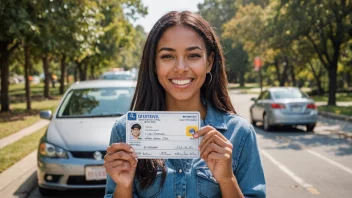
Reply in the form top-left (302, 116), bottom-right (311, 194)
top-left (194, 126), bottom-right (234, 183)
top-left (104, 143), bottom-right (138, 188)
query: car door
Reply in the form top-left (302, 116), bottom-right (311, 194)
top-left (251, 92), bottom-right (264, 121)
top-left (256, 91), bottom-right (270, 121)
top-left (261, 91), bottom-right (273, 120)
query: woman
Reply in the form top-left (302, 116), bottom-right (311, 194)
top-left (104, 11), bottom-right (266, 198)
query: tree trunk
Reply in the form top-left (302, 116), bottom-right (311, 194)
top-left (42, 54), bottom-right (50, 98)
top-left (327, 43), bottom-right (340, 106)
top-left (290, 64), bottom-right (297, 87)
top-left (24, 43), bottom-right (31, 110)
top-left (274, 59), bottom-right (281, 84)
top-left (90, 64), bottom-right (95, 79)
top-left (74, 67), bottom-right (78, 82)
top-left (60, 54), bottom-right (66, 94)
top-left (279, 56), bottom-right (289, 86)
top-left (78, 63), bottom-right (88, 81)
top-left (239, 71), bottom-right (245, 87)
top-left (0, 42), bottom-right (10, 112)
top-left (347, 71), bottom-right (352, 87)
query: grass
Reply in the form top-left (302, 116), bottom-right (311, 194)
top-left (0, 98), bottom-right (61, 139)
top-left (0, 127), bottom-right (46, 173)
top-left (228, 83), bottom-right (259, 90)
top-left (318, 105), bottom-right (352, 116)
top-left (311, 93), bottom-right (352, 102)
top-left (9, 83), bottom-right (68, 104)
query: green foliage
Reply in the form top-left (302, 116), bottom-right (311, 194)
top-left (223, 0), bottom-right (352, 104)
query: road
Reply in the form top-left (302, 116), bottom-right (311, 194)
top-left (5, 91), bottom-right (352, 197)
top-left (230, 90), bottom-right (352, 198)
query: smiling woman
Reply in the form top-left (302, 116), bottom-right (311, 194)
top-left (104, 11), bottom-right (266, 198)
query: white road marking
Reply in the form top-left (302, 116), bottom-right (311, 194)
top-left (306, 149), bottom-right (352, 175)
top-left (261, 150), bottom-right (320, 195)
top-left (279, 136), bottom-right (352, 175)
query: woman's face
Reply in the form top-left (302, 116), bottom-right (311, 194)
top-left (155, 26), bottom-right (213, 102)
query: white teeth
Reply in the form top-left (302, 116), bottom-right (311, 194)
top-left (171, 79), bottom-right (192, 85)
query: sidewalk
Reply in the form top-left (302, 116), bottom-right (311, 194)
top-left (0, 150), bottom-right (37, 197)
top-left (0, 120), bottom-right (49, 149)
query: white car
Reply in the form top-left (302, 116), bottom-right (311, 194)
top-left (37, 80), bottom-right (135, 196)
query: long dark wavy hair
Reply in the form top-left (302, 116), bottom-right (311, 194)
top-left (130, 11), bottom-right (236, 189)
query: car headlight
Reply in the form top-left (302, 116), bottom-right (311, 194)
top-left (39, 142), bottom-right (68, 158)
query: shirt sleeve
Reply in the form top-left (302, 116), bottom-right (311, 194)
top-left (234, 125), bottom-right (266, 198)
top-left (104, 118), bottom-right (140, 198)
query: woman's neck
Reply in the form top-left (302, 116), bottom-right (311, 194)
top-left (165, 95), bottom-right (207, 120)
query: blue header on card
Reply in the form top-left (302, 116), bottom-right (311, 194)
top-left (128, 112), bottom-right (137, 120)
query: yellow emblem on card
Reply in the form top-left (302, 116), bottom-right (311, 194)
top-left (186, 126), bottom-right (198, 136)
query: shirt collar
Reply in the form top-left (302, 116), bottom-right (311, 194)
top-left (203, 101), bottom-right (228, 131)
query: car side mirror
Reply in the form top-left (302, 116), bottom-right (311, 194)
top-left (40, 110), bottom-right (52, 120)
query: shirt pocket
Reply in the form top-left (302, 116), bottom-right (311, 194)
top-left (135, 170), bottom-right (163, 198)
top-left (196, 167), bottom-right (222, 198)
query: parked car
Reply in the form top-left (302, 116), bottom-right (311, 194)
top-left (99, 70), bottom-right (135, 80)
top-left (249, 87), bottom-right (318, 131)
top-left (37, 80), bottom-right (135, 196)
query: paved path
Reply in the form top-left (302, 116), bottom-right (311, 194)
top-left (0, 120), bottom-right (49, 149)
top-left (0, 150), bottom-right (37, 197)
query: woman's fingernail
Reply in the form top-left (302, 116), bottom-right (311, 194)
top-left (130, 147), bottom-right (134, 152)
top-left (193, 133), bottom-right (199, 138)
top-left (131, 152), bottom-right (137, 158)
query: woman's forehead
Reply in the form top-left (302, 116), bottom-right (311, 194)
top-left (157, 26), bottom-right (205, 49)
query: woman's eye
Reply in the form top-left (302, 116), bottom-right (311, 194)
top-left (189, 53), bottom-right (201, 58)
top-left (161, 55), bottom-right (173, 59)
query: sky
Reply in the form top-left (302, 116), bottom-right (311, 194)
top-left (133, 0), bottom-right (204, 32)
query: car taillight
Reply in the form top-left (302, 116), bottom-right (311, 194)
top-left (307, 104), bottom-right (316, 109)
top-left (271, 103), bottom-right (285, 109)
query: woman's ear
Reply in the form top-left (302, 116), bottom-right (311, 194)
top-left (207, 52), bottom-right (214, 73)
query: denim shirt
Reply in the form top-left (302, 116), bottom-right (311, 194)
top-left (105, 104), bottom-right (266, 198)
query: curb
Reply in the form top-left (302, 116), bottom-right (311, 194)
top-left (319, 111), bottom-right (352, 123)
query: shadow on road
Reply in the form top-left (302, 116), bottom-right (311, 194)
top-left (253, 123), bottom-right (352, 156)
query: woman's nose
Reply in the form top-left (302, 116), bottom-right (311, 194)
top-left (174, 59), bottom-right (188, 73)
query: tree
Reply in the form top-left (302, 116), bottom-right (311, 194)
top-left (0, 0), bottom-right (30, 112)
top-left (268, 0), bottom-right (352, 105)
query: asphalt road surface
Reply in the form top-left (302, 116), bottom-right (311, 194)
top-left (20, 91), bottom-right (352, 197)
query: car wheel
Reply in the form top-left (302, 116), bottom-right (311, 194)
top-left (306, 124), bottom-right (316, 132)
top-left (263, 114), bottom-right (272, 131)
top-left (39, 186), bottom-right (57, 196)
top-left (250, 111), bottom-right (257, 126)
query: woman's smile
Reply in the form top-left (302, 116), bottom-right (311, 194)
top-left (169, 77), bottom-right (194, 87)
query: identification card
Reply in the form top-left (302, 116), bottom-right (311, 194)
top-left (126, 111), bottom-right (200, 159)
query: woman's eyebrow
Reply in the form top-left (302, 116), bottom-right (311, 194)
top-left (158, 46), bottom-right (203, 53)
top-left (158, 47), bottom-right (175, 53)
top-left (186, 46), bottom-right (203, 51)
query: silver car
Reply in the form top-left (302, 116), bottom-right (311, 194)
top-left (250, 87), bottom-right (318, 131)
top-left (37, 80), bottom-right (135, 196)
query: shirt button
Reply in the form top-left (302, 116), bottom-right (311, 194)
top-left (177, 196), bottom-right (182, 198)
top-left (178, 169), bottom-right (182, 173)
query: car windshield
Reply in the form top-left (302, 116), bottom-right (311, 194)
top-left (57, 87), bottom-right (135, 118)
top-left (101, 73), bottom-right (133, 80)
top-left (272, 89), bottom-right (308, 99)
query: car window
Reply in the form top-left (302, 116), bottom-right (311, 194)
top-left (57, 87), bottom-right (135, 118)
top-left (272, 89), bottom-right (308, 99)
top-left (264, 91), bottom-right (271, 99)
top-left (257, 92), bottom-right (265, 100)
